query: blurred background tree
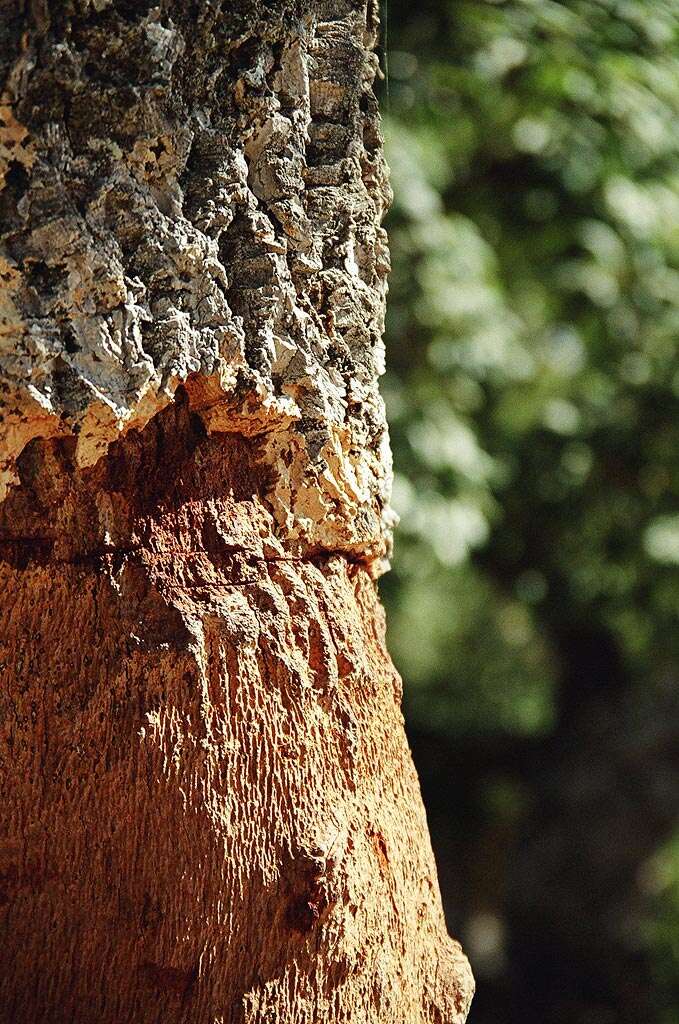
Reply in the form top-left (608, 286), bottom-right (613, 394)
top-left (378, 2), bottom-right (679, 1021)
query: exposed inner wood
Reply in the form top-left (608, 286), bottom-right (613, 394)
top-left (1, 393), bottom-right (472, 1021)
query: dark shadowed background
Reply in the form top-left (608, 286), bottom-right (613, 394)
top-left (377, 2), bottom-right (679, 1021)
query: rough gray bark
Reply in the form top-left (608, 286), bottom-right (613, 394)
top-left (0, 0), bottom-right (392, 566)
top-left (0, 2), bottom-right (473, 1021)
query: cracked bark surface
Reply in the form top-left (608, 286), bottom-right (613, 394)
top-left (0, 2), bottom-right (473, 1021)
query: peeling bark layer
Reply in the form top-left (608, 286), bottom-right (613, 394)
top-left (0, 1), bottom-right (473, 1020)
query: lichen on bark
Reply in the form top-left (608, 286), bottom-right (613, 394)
top-left (0, 2), bottom-right (473, 1021)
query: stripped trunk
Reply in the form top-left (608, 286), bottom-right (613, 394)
top-left (0, 2), bottom-right (473, 1021)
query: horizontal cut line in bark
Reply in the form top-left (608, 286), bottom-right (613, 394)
top-left (0, 383), bottom-right (386, 575)
top-left (0, 537), bottom-right (372, 573)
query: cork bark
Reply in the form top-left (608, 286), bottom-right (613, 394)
top-left (0, 2), bottom-right (473, 1021)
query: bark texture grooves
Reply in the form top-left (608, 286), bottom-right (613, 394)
top-left (0, 2), bottom-right (473, 1021)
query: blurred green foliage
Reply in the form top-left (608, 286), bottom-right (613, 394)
top-left (643, 833), bottom-right (679, 1022)
top-left (380, 1), bottom-right (679, 1018)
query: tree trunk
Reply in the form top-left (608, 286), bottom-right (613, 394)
top-left (0, 2), bottom-right (473, 1021)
